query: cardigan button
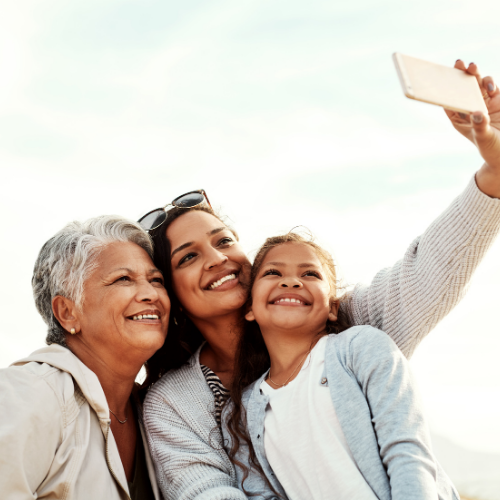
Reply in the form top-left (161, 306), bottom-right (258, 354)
top-left (321, 377), bottom-right (327, 384)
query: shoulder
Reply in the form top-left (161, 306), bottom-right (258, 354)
top-left (221, 378), bottom-right (261, 432)
top-left (2, 360), bottom-right (73, 398)
top-left (241, 378), bottom-right (261, 406)
top-left (147, 354), bottom-right (203, 397)
top-left (144, 353), bottom-right (214, 421)
top-left (0, 362), bottom-right (67, 427)
top-left (331, 324), bottom-right (393, 345)
top-left (327, 326), bottom-right (401, 362)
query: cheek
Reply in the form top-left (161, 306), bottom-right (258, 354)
top-left (171, 269), bottom-right (205, 317)
top-left (251, 285), bottom-right (268, 310)
top-left (172, 268), bottom-right (197, 299)
top-left (159, 288), bottom-right (171, 310)
top-left (313, 286), bottom-right (333, 312)
top-left (80, 298), bottom-right (117, 330)
top-left (230, 247), bottom-right (251, 273)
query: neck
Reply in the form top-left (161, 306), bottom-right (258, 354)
top-left (193, 310), bottom-right (243, 379)
top-left (261, 326), bottom-right (324, 382)
top-left (66, 336), bottom-right (142, 413)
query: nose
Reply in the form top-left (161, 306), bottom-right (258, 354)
top-left (205, 248), bottom-right (229, 270)
top-left (136, 280), bottom-right (161, 303)
top-left (279, 277), bottom-right (303, 289)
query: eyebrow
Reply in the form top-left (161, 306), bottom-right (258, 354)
top-left (209, 227), bottom-right (226, 236)
top-left (171, 226), bottom-right (228, 258)
top-left (105, 267), bottom-right (162, 277)
top-left (265, 262), bottom-right (318, 268)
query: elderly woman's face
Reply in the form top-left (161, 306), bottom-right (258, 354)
top-left (77, 241), bottom-right (170, 361)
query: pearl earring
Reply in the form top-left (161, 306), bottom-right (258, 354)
top-left (70, 328), bottom-right (76, 334)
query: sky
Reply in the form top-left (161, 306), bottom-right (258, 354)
top-left (1, 0), bottom-right (500, 464)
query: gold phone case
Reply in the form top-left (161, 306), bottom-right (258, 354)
top-left (393, 53), bottom-right (487, 114)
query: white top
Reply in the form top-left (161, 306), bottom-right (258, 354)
top-left (260, 336), bottom-right (378, 500)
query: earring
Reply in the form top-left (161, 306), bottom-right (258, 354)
top-left (70, 328), bottom-right (76, 335)
top-left (173, 312), bottom-right (187, 328)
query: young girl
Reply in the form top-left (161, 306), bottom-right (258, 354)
top-left (222, 232), bottom-right (459, 500)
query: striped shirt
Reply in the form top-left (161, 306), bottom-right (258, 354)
top-left (200, 364), bottom-right (230, 426)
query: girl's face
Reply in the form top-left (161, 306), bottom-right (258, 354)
top-left (166, 210), bottom-right (251, 324)
top-left (246, 242), bottom-right (338, 335)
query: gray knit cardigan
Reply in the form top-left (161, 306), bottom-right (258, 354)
top-left (144, 176), bottom-right (500, 500)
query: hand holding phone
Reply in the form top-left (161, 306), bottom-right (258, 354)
top-left (393, 53), bottom-right (500, 197)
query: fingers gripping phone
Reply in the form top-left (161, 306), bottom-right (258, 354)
top-left (393, 53), bottom-right (487, 114)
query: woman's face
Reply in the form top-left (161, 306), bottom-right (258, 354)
top-left (167, 211), bottom-right (251, 325)
top-left (77, 241), bottom-right (170, 363)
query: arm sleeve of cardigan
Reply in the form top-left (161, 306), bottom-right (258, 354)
top-left (342, 175), bottom-right (500, 358)
top-left (143, 386), bottom-right (248, 500)
top-left (349, 328), bottom-right (439, 500)
top-left (0, 366), bottom-right (62, 499)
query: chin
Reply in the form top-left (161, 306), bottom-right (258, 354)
top-left (217, 287), bottom-right (249, 310)
top-left (229, 295), bottom-right (249, 313)
top-left (136, 331), bottom-right (167, 353)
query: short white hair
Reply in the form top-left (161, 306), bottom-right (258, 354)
top-left (32, 215), bottom-right (154, 347)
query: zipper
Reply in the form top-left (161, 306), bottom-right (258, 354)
top-left (105, 421), bottom-right (131, 500)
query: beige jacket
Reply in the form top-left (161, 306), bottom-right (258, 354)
top-left (0, 344), bottom-right (161, 500)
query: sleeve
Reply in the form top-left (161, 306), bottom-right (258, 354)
top-left (0, 366), bottom-right (62, 499)
top-left (143, 385), bottom-right (247, 500)
top-left (342, 175), bottom-right (500, 358)
top-left (349, 329), bottom-right (440, 500)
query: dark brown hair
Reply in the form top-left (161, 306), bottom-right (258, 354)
top-left (140, 205), bottom-right (238, 395)
top-left (225, 232), bottom-right (352, 492)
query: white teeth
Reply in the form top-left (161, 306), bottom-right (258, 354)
top-left (132, 314), bottom-right (159, 320)
top-left (274, 298), bottom-right (304, 305)
top-left (210, 273), bottom-right (236, 289)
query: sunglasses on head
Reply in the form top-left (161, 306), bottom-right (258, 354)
top-left (138, 189), bottom-right (212, 232)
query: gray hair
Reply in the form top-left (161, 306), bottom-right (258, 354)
top-left (32, 215), bottom-right (154, 347)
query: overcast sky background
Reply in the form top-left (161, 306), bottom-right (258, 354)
top-left (1, 0), bottom-right (499, 462)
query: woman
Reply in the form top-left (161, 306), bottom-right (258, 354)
top-left (0, 216), bottom-right (170, 500)
top-left (143, 60), bottom-right (500, 500)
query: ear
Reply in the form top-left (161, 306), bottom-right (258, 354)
top-left (52, 296), bottom-right (80, 334)
top-left (328, 299), bottom-right (339, 323)
top-left (245, 305), bottom-right (256, 322)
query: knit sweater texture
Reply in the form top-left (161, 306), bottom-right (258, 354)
top-left (144, 176), bottom-right (500, 500)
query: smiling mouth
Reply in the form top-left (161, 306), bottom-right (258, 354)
top-left (207, 272), bottom-right (239, 290)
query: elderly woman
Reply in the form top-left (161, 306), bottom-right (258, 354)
top-left (0, 216), bottom-right (170, 500)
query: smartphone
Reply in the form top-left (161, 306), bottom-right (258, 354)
top-left (393, 53), bottom-right (487, 114)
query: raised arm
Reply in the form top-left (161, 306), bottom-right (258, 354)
top-left (340, 61), bottom-right (500, 359)
top-left (143, 372), bottom-right (247, 500)
top-left (0, 366), bottom-right (62, 499)
top-left (341, 175), bottom-right (500, 358)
